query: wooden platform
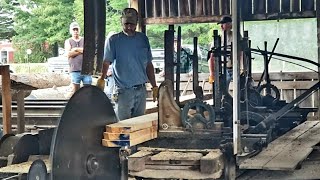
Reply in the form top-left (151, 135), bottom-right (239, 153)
top-left (128, 147), bottom-right (224, 179)
top-left (0, 157), bottom-right (50, 174)
top-left (240, 121), bottom-right (320, 170)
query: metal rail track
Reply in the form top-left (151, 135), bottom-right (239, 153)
top-left (0, 99), bottom-right (67, 127)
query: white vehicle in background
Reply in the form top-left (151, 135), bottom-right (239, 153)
top-left (47, 56), bottom-right (69, 73)
top-left (151, 46), bottom-right (209, 74)
top-left (151, 49), bottom-right (165, 73)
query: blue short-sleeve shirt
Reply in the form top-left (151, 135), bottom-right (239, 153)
top-left (103, 32), bottom-right (152, 89)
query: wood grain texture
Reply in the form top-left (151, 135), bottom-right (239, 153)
top-left (105, 112), bottom-right (158, 133)
top-left (240, 121), bottom-right (319, 170)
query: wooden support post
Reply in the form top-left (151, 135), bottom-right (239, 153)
top-left (16, 90), bottom-right (25, 133)
top-left (130, 0), bottom-right (146, 33)
top-left (0, 65), bottom-right (12, 134)
top-left (316, 0), bottom-right (320, 119)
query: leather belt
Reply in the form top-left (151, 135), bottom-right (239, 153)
top-left (132, 83), bottom-right (145, 89)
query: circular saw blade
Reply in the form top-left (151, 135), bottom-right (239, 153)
top-left (50, 86), bottom-right (121, 180)
top-left (28, 159), bottom-right (47, 180)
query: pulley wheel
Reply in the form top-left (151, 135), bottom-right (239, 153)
top-left (50, 86), bottom-right (121, 180)
top-left (257, 83), bottom-right (280, 105)
top-left (240, 88), bottom-right (262, 107)
top-left (239, 111), bottom-right (266, 132)
top-left (181, 99), bottom-right (215, 129)
top-left (28, 159), bottom-right (47, 180)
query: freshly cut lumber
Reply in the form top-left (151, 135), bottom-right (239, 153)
top-left (102, 130), bottom-right (157, 147)
top-left (104, 126), bottom-right (157, 141)
top-left (106, 112), bottom-right (158, 133)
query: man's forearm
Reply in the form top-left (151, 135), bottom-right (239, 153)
top-left (75, 48), bottom-right (83, 53)
top-left (101, 61), bottom-right (110, 79)
top-left (68, 51), bottom-right (81, 58)
top-left (208, 53), bottom-right (215, 76)
top-left (146, 62), bottom-right (157, 87)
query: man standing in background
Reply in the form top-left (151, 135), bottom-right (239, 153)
top-left (208, 16), bottom-right (243, 88)
top-left (64, 22), bottom-right (92, 96)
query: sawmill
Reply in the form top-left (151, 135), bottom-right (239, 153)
top-left (0, 0), bottom-right (320, 179)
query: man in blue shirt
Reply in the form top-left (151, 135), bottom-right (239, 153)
top-left (97, 8), bottom-right (158, 120)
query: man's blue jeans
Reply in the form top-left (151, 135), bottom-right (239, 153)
top-left (113, 85), bottom-right (147, 120)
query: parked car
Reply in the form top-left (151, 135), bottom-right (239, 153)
top-left (151, 45), bottom-right (209, 73)
top-left (151, 49), bottom-right (165, 73)
top-left (47, 56), bottom-right (69, 73)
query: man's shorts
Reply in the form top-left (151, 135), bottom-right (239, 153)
top-left (70, 71), bottom-right (92, 85)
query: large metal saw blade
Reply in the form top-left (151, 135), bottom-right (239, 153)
top-left (50, 86), bottom-right (120, 180)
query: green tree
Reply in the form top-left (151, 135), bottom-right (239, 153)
top-left (10, 0), bottom-right (216, 63)
top-left (0, 0), bottom-right (20, 40)
top-left (13, 0), bottom-right (74, 63)
top-left (106, 0), bottom-right (127, 33)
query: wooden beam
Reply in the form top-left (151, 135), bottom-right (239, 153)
top-left (102, 130), bottom-right (157, 147)
top-left (105, 112), bottom-right (158, 133)
top-left (144, 16), bottom-right (223, 25)
top-left (155, 72), bottom-right (319, 83)
top-left (0, 65), bottom-right (12, 134)
top-left (239, 121), bottom-right (319, 170)
top-left (103, 126), bottom-right (157, 141)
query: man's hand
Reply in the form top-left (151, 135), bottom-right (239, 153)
top-left (208, 75), bottom-right (215, 84)
top-left (107, 70), bottom-right (112, 77)
top-left (96, 78), bottom-right (105, 91)
top-left (152, 86), bottom-right (159, 102)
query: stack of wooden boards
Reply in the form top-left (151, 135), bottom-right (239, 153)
top-left (102, 112), bottom-right (158, 147)
top-left (128, 147), bottom-right (224, 179)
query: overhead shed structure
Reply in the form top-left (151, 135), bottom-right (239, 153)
top-left (126, 0), bottom-right (320, 156)
top-left (131, 0), bottom-right (318, 25)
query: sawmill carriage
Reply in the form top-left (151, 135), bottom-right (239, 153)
top-left (0, 0), bottom-right (319, 179)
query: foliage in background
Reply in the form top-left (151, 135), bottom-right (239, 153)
top-left (10, 63), bottom-right (48, 73)
top-left (3, 0), bottom-right (216, 63)
top-left (12, 0), bottom-right (74, 63)
top-left (106, 0), bottom-right (127, 33)
top-left (0, 0), bottom-right (19, 40)
top-left (5, 0), bottom-right (315, 72)
top-left (147, 23), bottom-right (219, 49)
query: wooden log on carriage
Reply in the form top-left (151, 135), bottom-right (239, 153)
top-left (0, 73), bottom-right (71, 101)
